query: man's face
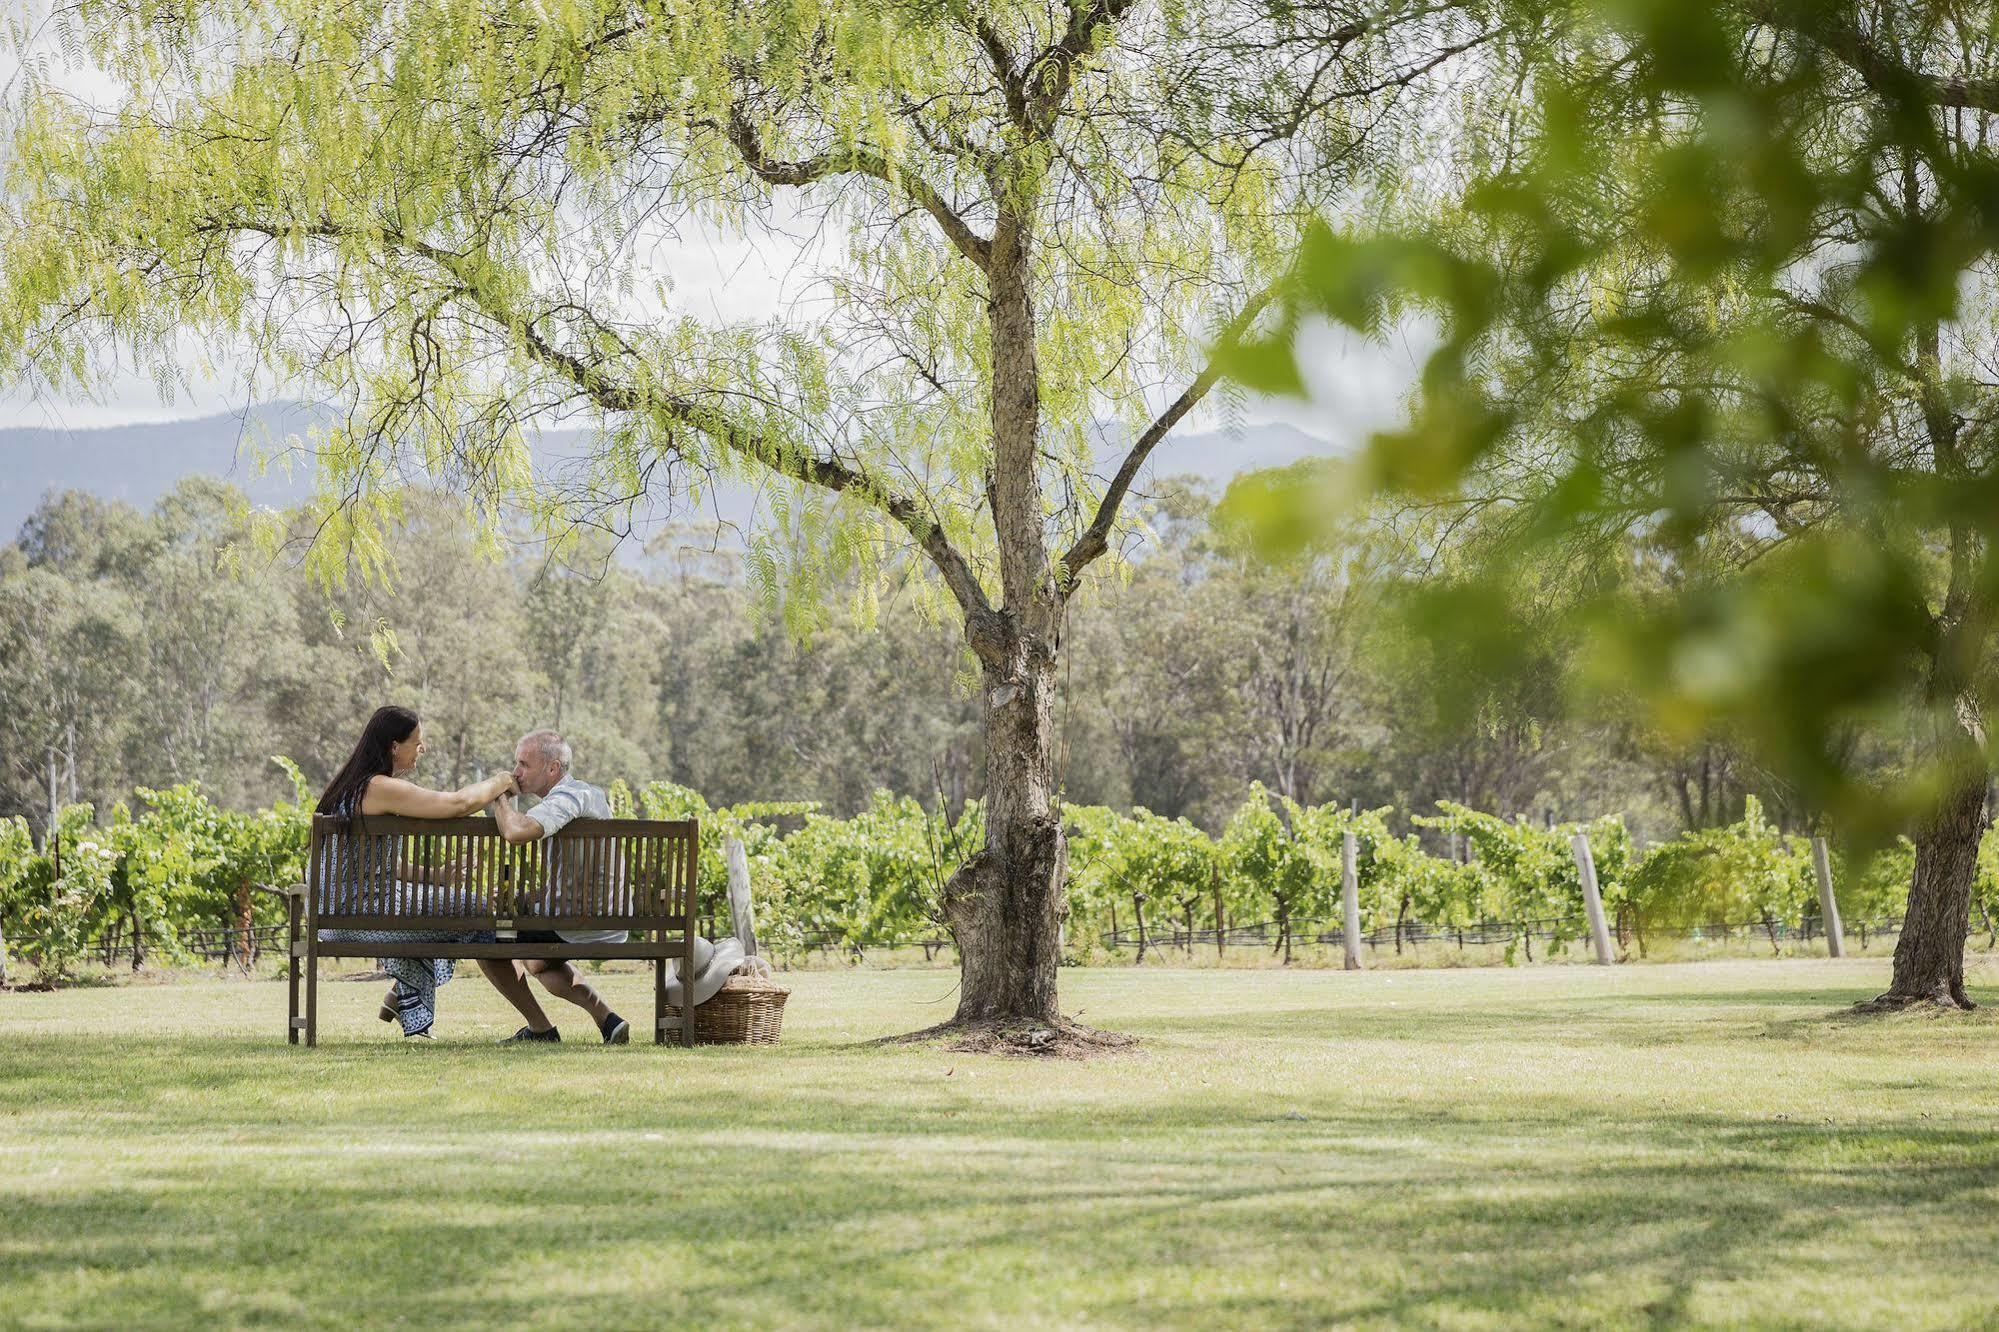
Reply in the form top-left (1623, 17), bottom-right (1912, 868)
top-left (512, 743), bottom-right (561, 799)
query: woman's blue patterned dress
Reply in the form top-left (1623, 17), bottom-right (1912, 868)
top-left (316, 782), bottom-right (496, 1036)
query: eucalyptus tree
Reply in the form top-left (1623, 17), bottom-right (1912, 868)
top-left (1, 0), bottom-right (1495, 1031)
top-left (1229, 0), bottom-right (1999, 1006)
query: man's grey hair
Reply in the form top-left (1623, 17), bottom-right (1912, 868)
top-left (519, 729), bottom-right (572, 773)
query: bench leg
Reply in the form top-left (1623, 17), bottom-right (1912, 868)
top-left (305, 939), bottom-right (319, 1048)
top-left (287, 898), bottom-right (301, 1046)
top-left (654, 955), bottom-right (666, 1046)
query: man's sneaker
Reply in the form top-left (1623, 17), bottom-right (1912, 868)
top-left (500, 1025), bottom-right (560, 1044)
top-left (599, 1012), bottom-right (630, 1045)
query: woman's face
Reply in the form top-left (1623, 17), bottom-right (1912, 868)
top-left (390, 723), bottom-right (427, 777)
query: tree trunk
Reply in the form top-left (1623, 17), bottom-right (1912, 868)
top-left (941, 650), bottom-right (1064, 1025)
top-left (1878, 769), bottom-right (1986, 1009)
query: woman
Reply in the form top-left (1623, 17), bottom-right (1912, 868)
top-left (316, 705), bottom-right (516, 1039)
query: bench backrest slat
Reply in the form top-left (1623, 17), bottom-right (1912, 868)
top-left (308, 814), bottom-right (699, 927)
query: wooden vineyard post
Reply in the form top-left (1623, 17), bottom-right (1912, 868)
top-left (724, 836), bottom-right (759, 958)
top-left (1212, 864), bottom-right (1225, 959)
top-left (1341, 829), bottom-right (1362, 971)
top-left (1569, 832), bottom-right (1616, 965)
top-left (1811, 835), bottom-right (1845, 959)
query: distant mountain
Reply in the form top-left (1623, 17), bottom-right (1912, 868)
top-left (0, 404), bottom-right (1339, 549)
top-left (0, 401), bottom-right (331, 534)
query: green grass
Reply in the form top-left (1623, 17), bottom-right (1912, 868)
top-left (3, 959), bottom-right (1999, 1330)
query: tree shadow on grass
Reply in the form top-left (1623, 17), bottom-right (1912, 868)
top-left (3, 1105), bottom-right (1996, 1327)
top-left (1124, 1000), bottom-right (1855, 1051)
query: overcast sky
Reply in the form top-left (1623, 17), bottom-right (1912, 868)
top-left (0, 18), bottom-right (1426, 452)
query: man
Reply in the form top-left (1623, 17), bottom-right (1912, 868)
top-left (480, 729), bottom-right (631, 1044)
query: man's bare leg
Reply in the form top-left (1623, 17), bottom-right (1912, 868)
top-left (479, 959), bottom-right (555, 1033)
top-left (525, 959), bottom-right (613, 1027)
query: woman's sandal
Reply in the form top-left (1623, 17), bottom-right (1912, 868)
top-left (379, 986), bottom-right (397, 1023)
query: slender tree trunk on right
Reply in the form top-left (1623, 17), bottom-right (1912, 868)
top-left (1879, 766), bottom-right (1986, 1009)
top-left (1874, 284), bottom-right (1990, 1011)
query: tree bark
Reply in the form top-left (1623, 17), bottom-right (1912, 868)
top-left (941, 647), bottom-right (1065, 1025)
top-left (1879, 768), bottom-right (1986, 1008)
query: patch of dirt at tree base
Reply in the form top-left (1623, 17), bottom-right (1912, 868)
top-left (1848, 992), bottom-right (1980, 1016)
top-left (884, 1017), bottom-right (1139, 1060)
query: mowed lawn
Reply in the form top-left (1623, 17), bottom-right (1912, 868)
top-left (3, 960), bottom-right (1998, 1329)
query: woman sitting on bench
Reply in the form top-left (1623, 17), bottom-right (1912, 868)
top-left (315, 705), bottom-right (517, 1039)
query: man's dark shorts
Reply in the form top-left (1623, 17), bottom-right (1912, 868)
top-left (514, 929), bottom-right (570, 965)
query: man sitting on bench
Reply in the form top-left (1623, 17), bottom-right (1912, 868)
top-left (481, 729), bottom-right (631, 1045)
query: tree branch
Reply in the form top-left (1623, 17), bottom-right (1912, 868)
top-left (1057, 277), bottom-right (1288, 594)
top-left (1746, 1), bottom-right (1999, 113)
top-left (720, 105), bottom-right (992, 271)
top-left (202, 214), bottom-right (1000, 631)
top-left (1023, 0), bottom-right (1137, 134)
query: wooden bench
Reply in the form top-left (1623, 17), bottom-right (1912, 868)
top-left (283, 813), bottom-right (698, 1046)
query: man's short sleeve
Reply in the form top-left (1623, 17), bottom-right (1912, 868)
top-left (526, 784), bottom-right (585, 839)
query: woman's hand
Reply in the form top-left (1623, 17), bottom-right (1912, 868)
top-left (463, 771), bottom-right (516, 810)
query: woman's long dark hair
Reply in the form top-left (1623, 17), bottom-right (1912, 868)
top-left (317, 706), bottom-right (421, 815)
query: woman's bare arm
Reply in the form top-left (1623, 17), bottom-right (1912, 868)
top-left (359, 773), bottom-right (515, 819)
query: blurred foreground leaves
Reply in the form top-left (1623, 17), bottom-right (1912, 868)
top-left (1223, 0), bottom-right (1999, 840)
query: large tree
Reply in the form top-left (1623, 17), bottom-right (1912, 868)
top-left (1231, 0), bottom-right (1999, 1006)
top-left (1, 0), bottom-right (1493, 1033)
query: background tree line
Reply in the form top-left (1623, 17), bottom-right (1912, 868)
top-left (0, 473), bottom-right (1893, 849)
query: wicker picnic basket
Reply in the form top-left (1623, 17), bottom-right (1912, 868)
top-left (666, 957), bottom-right (790, 1045)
